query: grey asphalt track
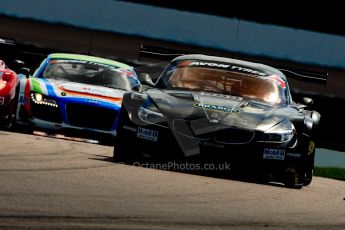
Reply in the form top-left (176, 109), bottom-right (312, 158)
top-left (0, 130), bottom-right (344, 229)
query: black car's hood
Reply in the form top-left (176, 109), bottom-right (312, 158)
top-left (146, 89), bottom-right (297, 132)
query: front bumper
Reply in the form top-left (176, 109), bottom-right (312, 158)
top-left (117, 122), bottom-right (311, 173)
top-left (17, 100), bottom-right (118, 138)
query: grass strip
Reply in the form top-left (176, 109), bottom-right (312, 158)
top-left (314, 167), bottom-right (345, 181)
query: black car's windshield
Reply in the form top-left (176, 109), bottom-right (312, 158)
top-left (41, 60), bottom-right (137, 91)
top-left (158, 60), bottom-right (288, 105)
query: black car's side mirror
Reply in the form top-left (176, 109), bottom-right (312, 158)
top-left (302, 97), bottom-right (314, 107)
top-left (13, 59), bottom-right (25, 67)
top-left (138, 73), bottom-right (155, 87)
top-left (12, 59), bottom-right (25, 72)
top-left (297, 97), bottom-right (314, 109)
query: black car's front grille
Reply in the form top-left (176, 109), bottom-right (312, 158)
top-left (31, 103), bottom-right (62, 123)
top-left (172, 119), bottom-right (255, 144)
top-left (66, 103), bottom-right (118, 131)
top-left (212, 128), bottom-right (255, 144)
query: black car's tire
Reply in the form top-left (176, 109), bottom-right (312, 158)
top-left (283, 167), bottom-right (305, 189)
top-left (284, 173), bottom-right (304, 189)
top-left (303, 169), bottom-right (313, 186)
top-left (97, 136), bottom-right (116, 146)
top-left (113, 107), bottom-right (141, 164)
top-left (113, 145), bottom-right (123, 163)
top-left (283, 149), bottom-right (315, 188)
top-left (113, 133), bottom-right (141, 164)
top-left (303, 149), bottom-right (315, 186)
top-left (113, 138), bottom-right (128, 163)
top-left (283, 137), bottom-right (316, 188)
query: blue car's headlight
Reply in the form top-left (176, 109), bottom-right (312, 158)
top-left (30, 92), bottom-right (58, 107)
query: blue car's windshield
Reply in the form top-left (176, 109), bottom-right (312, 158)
top-left (41, 59), bottom-right (138, 91)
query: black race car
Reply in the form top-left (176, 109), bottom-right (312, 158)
top-left (113, 54), bottom-right (321, 188)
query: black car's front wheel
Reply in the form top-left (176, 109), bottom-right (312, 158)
top-left (283, 147), bottom-right (315, 188)
top-left (303, 149), bottom-right (315, 186)
top-left (283, 168), bottom-right (305, 189)
top-left (113, 133), bottom-right (142, 164)
top-left (303, 168), bottom-right (313, 186)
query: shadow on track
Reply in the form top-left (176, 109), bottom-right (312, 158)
top-left (1, 124), bottom-right (116, 146)
top-left (89, 153), bottom-right (293, 189)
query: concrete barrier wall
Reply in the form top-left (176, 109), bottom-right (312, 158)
top-left (1, 0), bottom-right (345, 69)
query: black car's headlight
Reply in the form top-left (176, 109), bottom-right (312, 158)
top-left (263, 129), bottom-right (294, 143)
top-left (30, 92), bottom-right (58, 107)
top-left (260, 122), bottom-right (295, 143)
top-left (138, 106), bottom-right (166, 125)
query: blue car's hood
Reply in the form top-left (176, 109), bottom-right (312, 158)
top-left (28, 78), bottom-right (126, 106)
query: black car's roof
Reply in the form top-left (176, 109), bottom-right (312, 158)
top-left (172, 54), bottom-right (286, 80)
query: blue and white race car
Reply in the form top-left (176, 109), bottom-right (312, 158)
top-left (16, 53), bottom-right (139, 140)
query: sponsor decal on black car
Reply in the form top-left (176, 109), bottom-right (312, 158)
top-left (263, 148), bottom-right (286, 160)
top-left (123, 125), bottom-right (137, 133)
top-left (137, 127), bottom-right (159, 142)
top-left (189, 61), bottom-right (230, 68)
top-left (182, 61), bottom-right (267, 76)
top-left (196, 140), bottom-right (225, 149)
top-left (286, 152), bottom-right (302, 158)
top-left (194, 103), bottom-right (240, 113)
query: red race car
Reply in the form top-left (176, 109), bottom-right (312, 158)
top-left (0, 60), bottom-right (19, 128)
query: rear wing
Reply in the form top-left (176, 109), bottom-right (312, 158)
top-left (0, 37), bottom-right (62, 71)
top-left (139, 44), bottom-right (186, 62)
top-left (138, 44), bottom-right (328, 84)
top-left (277, 67), bottom-right (328, 84)
top-left (0, 37), bottom-right (16, 46)
top-left (0, 37), bottom-right (51, 58)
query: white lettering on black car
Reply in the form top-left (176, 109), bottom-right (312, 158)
top-left (286, 152), bottom-right (302, 158)
top-left (123, 125), bottom-right (137, 133)
top-left (230, 66), bottom-right (266, 76)
top-left (189, 62), bottom-right (230, 68)
top-left (188, 62), bottom-right (266, 76)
